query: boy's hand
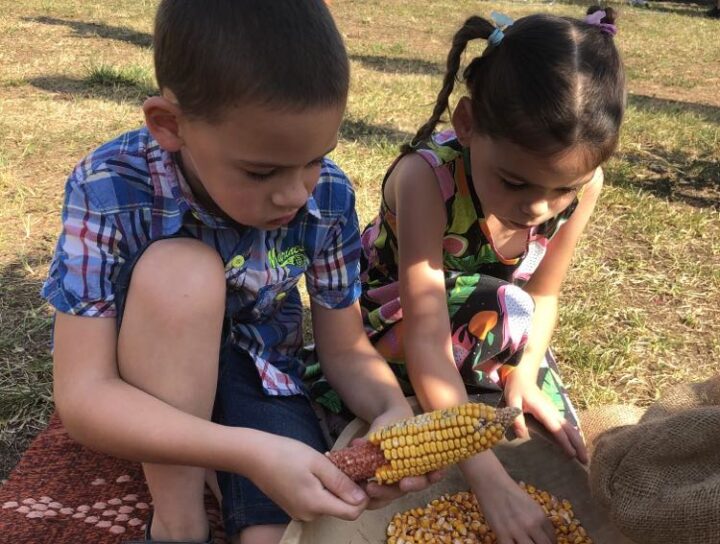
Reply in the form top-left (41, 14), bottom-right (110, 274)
top-left (358, 403), bottom-right (444, 509)
top-left (249, 434), bottom-right (369, 522)
top-left (504, 370), bottom-right (588, 464)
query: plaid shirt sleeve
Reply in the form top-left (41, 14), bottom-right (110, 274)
top-left (305, 165), bottom-right (362, 309)
top-left (41, 168), bottom-right (124, 317)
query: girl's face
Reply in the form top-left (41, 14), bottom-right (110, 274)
top-left (468, 135), bottom-right (598, 230)
top-left (177, 101), bottom-right (345, 229)
top-left (452, 97), bottom-right (598, 230)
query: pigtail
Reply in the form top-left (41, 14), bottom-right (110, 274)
top-left (585, 5), bottom-right (619, 36)
top-left (401, 16), bottom-right (495, 154)
top-left (586, 5), bottom-right (618, 24)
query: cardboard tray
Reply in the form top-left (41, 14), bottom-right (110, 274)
top-left (280, 400), bottom-right (635, 544)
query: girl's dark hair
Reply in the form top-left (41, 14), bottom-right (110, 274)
top-left (405, 7), bottom-right (625, 165)
top-left (154, 0), bottom-right (349, 121)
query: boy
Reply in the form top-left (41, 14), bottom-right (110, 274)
top-left (42, 2), bottom-right (431, 543)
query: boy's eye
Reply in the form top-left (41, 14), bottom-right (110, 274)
top-left (245, 170), bottom-right (274, 181)
top-left (307, 159), bottom-right (323, 168)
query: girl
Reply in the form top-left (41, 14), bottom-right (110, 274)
top-left (360, 7), bottom-right (624, 544)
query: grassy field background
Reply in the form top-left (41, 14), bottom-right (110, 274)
top-left (1, 0), bottom-right (718, 479)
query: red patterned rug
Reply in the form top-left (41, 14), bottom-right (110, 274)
top-left (0, 413), bottom-right (228, 543)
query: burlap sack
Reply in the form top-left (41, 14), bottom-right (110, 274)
top-left (579, 404), bottom-right (645, 458)
top-left (281, 398), bottom-right (634, 544)
top-left (590, 375), bottom-right (720, 544)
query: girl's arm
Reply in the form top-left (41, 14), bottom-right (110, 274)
top-left (504, 168), bottom-right (605, 463)
top-left (388, 154), bottom-right (469, 410)
top-left (390, 154), bottom-right (556, 544)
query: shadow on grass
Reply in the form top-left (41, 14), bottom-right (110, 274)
top-left (614, 149), bottom-right (719, 209)
top-left (550, 0), bottom-right (711, 18)
top-left (0, 256), bottom-right (54, 480)
top-left (24, 16), bottom-right (152, 48)
top-left (350, 54), bottom-right (443, 76)
top-left (629, 94), bottom-right (720, 124)
top-left (640, 1), bottom-right (714, 18)
top-left (340, 118), bottom-right (413, 147)
top-left (615, 94), bottom-right (720, 210)
top-left (27, 75), bottom-right (157, 104)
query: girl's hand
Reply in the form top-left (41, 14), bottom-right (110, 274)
top-left (504, 369), bottom-right (588, 464)
top-left (464, 453), bottom-right (556, 544)
top-left (473, 473), bottom-right (557, 544)
top-left (358, 403), bottom-right (445, 509)
top-left (249, 434), bottom-right (369, 522)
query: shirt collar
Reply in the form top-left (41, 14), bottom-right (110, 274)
top-left (305, 193), bottom-right (322, 219)
top-left (171, 158), bottom-right (228, 229)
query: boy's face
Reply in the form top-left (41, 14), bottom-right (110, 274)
top-left (177, 101), bottom-right (345, 229)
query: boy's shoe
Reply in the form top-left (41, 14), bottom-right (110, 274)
top-left (123, 512), bottom-right (213, 544)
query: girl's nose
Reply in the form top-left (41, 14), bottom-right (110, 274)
top-left (520, 198), bottom-right (549, 219)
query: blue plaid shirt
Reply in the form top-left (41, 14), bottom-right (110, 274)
top-left (42, 127), bottom-right (362, 396)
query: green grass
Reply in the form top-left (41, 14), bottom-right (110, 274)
top-left (1, 0), bottom-right (719, 479)
top-left (85, 63), bottom-right (156, 98)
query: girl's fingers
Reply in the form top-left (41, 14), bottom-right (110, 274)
top-left (531, 402), bottom-right (577, 458)
top-left (562, 420), bottom-right (589, 464)
top-left (534, 517), bottom-right (557, 544)
top-left (527, 393), bottom-right (580, 458)
top-left (506, 391), bottom-right (529, 438)
top-left (514, 412), bottom-right (529, 438)
top-left (427, 469), bottom-right (446, 484)
top-left (397, 475), bottom-right (431, 493)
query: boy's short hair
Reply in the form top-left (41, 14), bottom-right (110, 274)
top-left (154, 0), bottom-right (349, 121)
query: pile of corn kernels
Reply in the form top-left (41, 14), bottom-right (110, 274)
top-left (386, 483), bottom-right (592, 544)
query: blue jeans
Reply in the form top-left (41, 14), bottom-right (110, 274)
top-left (114, 237), bottom-right (328, 536)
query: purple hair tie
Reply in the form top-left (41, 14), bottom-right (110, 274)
top-left (585, 10), bottom-right (617, 36)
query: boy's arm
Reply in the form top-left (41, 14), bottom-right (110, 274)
top-left (311, 300), bottom-right (442, 504)
top-left (53, 312), bottom-right (369, 521)
top-left (311, 300), bottom-right (410, 426)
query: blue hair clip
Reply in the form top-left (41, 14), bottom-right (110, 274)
top-left (488, 11), bottom-right (514, 46)
top-left (491, 11), bottom-right (515, 28)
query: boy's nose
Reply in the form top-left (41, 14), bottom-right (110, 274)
top-left (273, 172), bottom-right (310, 210)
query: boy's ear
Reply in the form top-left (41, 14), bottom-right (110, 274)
top-left (451, 97), bottom-right (474, 147)
top-left (143, 96), bottom-right (185, 152)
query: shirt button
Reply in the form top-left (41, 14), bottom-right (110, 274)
top-left (230, 255), bottom-right (245, 268)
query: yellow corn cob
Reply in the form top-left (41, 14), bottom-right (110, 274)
top-left (327, 402), bottom-right (520, 485)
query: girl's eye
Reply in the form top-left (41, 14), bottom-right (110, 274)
top-left (558, 186), bottom-right (579, 194)
top-left (501, 178), bottom-right (525, 190)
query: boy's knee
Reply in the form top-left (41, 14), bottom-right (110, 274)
top-left (237, 524), bottom-right (287, 544)
top-left (129, 238), bottom-right (226, 312)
